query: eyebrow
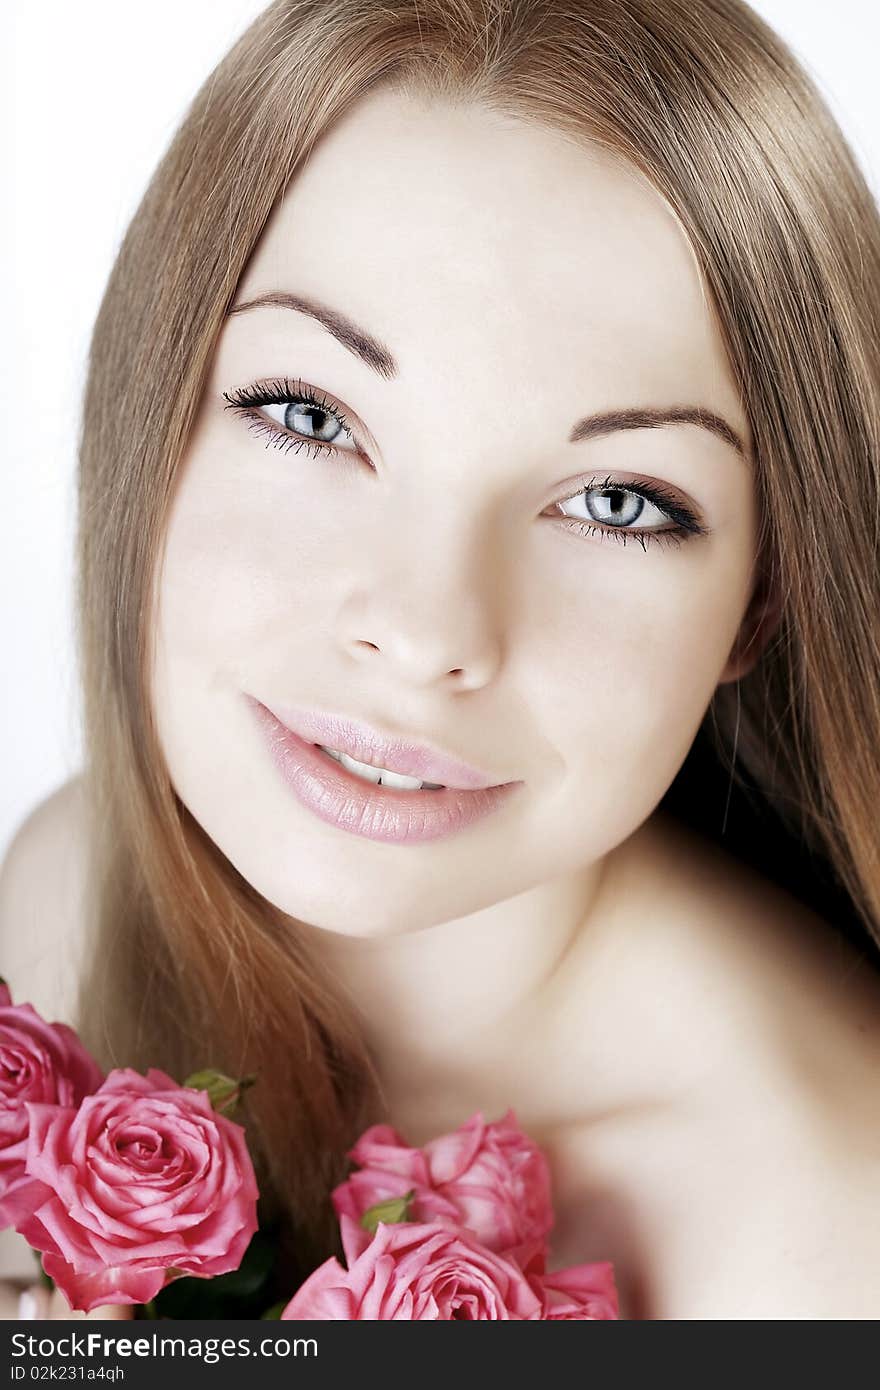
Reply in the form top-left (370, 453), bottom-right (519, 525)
top-left (228, 291), bottom-right (397, 380)
top-left (570, 405), bottom-right (746, 457)
top-left (227, 290), bottom-right (747, 458)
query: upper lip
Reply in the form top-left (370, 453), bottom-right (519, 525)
top-left (254, 698), bottom-right (512, 791)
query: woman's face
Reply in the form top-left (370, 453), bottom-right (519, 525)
top-left (152, 87), bottom-right (759, 937)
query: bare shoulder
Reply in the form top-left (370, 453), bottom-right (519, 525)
top-left (625, 813), bottom-right (880, 1316)
top-left (0, 777), bottom-right (93, 1284)
top-left (645, 811), bottom-right (880, 1087)
top-left (0, 774), bottom-right (90, 1028)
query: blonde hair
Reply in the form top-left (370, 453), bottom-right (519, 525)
top-left (74, 0), bottom-right (880, 1291)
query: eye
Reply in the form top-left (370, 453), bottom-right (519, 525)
top-left (261, 398), bottom-right (355, 451)
top-left (551, 475), bottom-right (707, 550)
top-left (222, 377), bottom-right (359, 460)
top-left (560, 481), bottom-right (669, 529)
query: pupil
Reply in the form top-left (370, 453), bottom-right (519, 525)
top-left (588, 487), bottom-right (643, 526)
top-left (604, 488), bottom-right (624, 514)
top-left (285, 404), bottom-right (331, 439)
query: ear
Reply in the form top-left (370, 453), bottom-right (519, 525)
top-left (717, 559), bottom-right (784, 685)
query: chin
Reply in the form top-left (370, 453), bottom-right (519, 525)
top-left (237, 858), bottom-right (425, 939)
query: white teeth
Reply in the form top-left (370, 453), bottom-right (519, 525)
top-left (318, 746), bottom-right (445, 791)
top-left (339, 750), bottom-right (392, 784)
top-left (373, 765), bottom-right (424, 790)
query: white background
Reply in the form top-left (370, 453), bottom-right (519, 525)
top-left (3, 1), bottom-right (879, 857)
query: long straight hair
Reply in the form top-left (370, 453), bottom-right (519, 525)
top-left (74, 0), bottom-right (880, 1288)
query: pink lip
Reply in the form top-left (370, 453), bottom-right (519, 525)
top-left (247, 696), bottom-right (523, 845)
top-left (253, 697), bottom-right (507, 791)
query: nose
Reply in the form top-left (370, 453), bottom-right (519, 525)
top-left (336, 534), bottom-right (506, 692)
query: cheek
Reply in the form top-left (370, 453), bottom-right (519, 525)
top-left (152, 460), bottom-right (337, 667)
top-left (524, 541), bottom-right (752, 845)
top-left (148, 449), bottom-right (356, 829)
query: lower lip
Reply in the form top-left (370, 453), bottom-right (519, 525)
top-left (250, 700), bottom-right (521, 845)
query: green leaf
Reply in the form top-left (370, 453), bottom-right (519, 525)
top-left (260, 1300), bottom-right (286, 1319)
top-left (35, 1256), bottom-right (54, 1291)
top-left (182, 1069), bottom-right (257, 1114)
top-left (147, 1227), bottom-right (277, 1320)
top-left (360, 1189), bottom-right (416, 1233)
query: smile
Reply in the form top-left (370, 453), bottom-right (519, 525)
top-left (317, 744), bottom-right (446, 790)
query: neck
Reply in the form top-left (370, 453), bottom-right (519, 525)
top-left (297, 849), bottom-right (618, 1134)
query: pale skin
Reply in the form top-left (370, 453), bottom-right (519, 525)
top-left (3, 88), bottom-right (880, 1318)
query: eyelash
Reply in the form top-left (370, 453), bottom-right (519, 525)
top-left (223, 377), bottom-right (356, 460)
top-left (221, 376), bottom-right (708, 550)
top-left (555, 475), bottom-right (706, 551)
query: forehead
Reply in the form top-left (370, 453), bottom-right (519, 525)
top-left (236, 87), bottom-right (745, 437)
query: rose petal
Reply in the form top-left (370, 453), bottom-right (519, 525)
top-left (41, 1252), bottom-right (166, 1313)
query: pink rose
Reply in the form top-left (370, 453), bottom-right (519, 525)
top-left (0, 981), bottom-right (104, 1225)
top-left (282, 1213), bottom-right (546, 1319)
top-left (332, 1108), bottom-right (553, 1258)
top-left (4, 1066), bottom-right (260, 1313)
top-left (537, 1263), bottom-right (619, 1319)
top-left (513, 1240), bottom-right (619, 1319)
